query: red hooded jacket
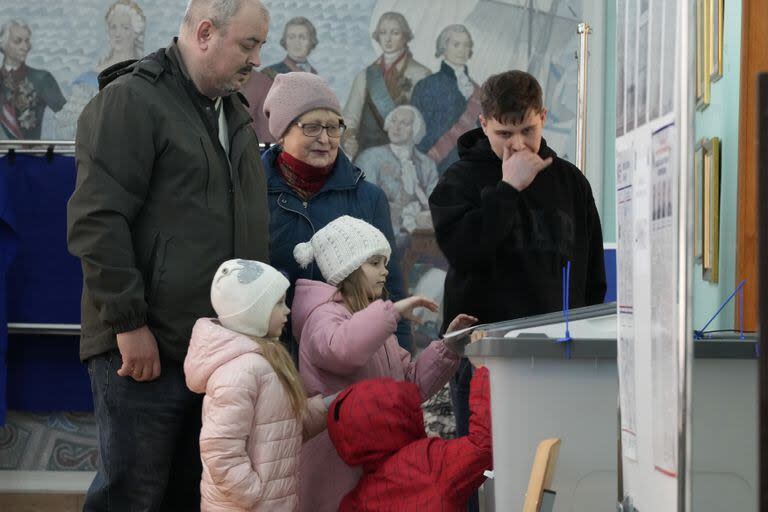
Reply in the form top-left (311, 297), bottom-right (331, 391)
top-left (327, 366), bottom-right (492, 511)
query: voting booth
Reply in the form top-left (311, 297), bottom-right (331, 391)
top-left (465, 303), bottom-right (758, 512)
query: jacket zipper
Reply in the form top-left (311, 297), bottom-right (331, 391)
top-left (278, 193), bottom-right (317, 275)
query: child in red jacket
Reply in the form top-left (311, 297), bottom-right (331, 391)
top-left (327, 364), bottom-right (492, 511)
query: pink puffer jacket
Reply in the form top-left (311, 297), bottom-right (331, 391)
top-left (291, 279), bottom-right (460, 512)
top-left (185, 318), bottom-right (327, 511)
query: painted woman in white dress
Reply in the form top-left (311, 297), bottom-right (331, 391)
top-left (56, 0), bottom-right (145, 139)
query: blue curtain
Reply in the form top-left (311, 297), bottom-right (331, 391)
top-left (0, 153), bottom-right (19, 424)
top-left (0, 153), bottom-right (89, 417)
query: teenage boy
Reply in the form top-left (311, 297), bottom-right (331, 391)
top-left (429, 70), bottom-right (606, 512)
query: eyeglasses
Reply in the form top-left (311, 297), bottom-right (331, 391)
top-left (295, 121), bottom-right (347, 138)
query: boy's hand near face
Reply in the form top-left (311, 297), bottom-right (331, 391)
top-left (501, 144), bottom-right (553, 192)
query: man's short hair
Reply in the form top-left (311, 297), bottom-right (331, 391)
top-left (371, 12), bottom-right (413, 45)
top-left (182, 0), bottom-right (269, 33)
top-left (279, 16), bottom-right (318, 52)
top-left (480, 70), bottom-right (544, 125)
top-left (0, 19), bottom-right (31, 53)
top-left (435, 24), bottom-right (473, 59)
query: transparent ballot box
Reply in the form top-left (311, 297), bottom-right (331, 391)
top-left (462, 304), bottom-right (757, 512)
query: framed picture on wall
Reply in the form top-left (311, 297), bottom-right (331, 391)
top-left (694, 139), bottom-right (706, 264)
top-left (696, 0), bottom-right (711, 109)
top-left (710, 0), bottom-right (724, 82)
top-left (702, 137), bottom-right (721, 283)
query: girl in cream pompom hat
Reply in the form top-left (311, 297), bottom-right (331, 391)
top-left (184, 259), bottom-right (335, 511)
top-left (289, 216), bottom-right (478, 512)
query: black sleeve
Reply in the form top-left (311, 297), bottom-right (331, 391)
top-left (429, 167), bottom-right (524, 272)
top-left (66, 83), bottom-right (155, 333)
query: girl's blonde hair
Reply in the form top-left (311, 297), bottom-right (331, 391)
top-left (252, 337), bottom-right (307, 417)
top-left (337, 265), bottom-right (389, 314)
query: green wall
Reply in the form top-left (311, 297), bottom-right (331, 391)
top-left (691, 0), bottom-right (743, 330)
top-left (602, 1), bottom-right (743, 330)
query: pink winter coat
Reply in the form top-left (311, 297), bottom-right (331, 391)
top-left (185, 318), bottom-right (327, 511)
top-left (291, 279), bottom-right (460, 512)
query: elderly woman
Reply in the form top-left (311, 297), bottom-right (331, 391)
top-left (261, 72), bottom-right (410, 351)
top-left (354, 104), bottom-right (438, 247)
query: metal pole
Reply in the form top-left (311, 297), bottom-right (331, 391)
top-left (0, 140), bottom-right (76, 155)
top-left (677, 1), bottom-right (695, 511)
top-left (0, 140), bottom-right (270, 155)
top-left (7, 323), bottom-right (81, 336)
top-left (575, 22), bottom-right (591, 173)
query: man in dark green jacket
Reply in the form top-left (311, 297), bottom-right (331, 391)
top-left (66, 1), bottom-right (271, 510)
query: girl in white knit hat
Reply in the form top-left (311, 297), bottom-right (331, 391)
top-left (184, 259), bottom-right (334, 511)
top-left (290, 216), bottom-right (477, 512)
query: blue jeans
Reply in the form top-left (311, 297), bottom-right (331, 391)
top-left (84, 350), bottom-right (203, 512)
top-left (450, 357), bottom-right (479, 512)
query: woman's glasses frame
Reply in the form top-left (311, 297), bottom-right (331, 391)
top-left (295, 121), bottom-right (347, 138)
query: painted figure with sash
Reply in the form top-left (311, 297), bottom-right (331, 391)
top-left (411, 24), bottom-right (481, 175)
top-left (0, 19), bottom-right (65, 140)
top-left (342, 12), bottom-right (430, 160)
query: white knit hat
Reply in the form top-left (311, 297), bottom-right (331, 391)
top-left (293, 216), bottom-right (391, 286)
top-left (210, 259), bottom-right (290, 337)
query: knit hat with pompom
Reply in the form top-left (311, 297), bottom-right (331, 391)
top-left (293, 216), bottom-right (391, 286)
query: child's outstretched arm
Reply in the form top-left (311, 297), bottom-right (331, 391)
top-left (303, 300), bottom-right (400, 375)
top-left (432, 366), bottom-right (493, 500)
top-left (199, 383), bottom-right (264, 508)
top-left (302, 394), bottom-right (331, 441)
top-left (400, 313), bottom-right (476, 399)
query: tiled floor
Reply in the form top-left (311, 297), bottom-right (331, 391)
top-left (0, 412), bottom-right (97, 471)
top-left (0, 493), bottom-right (86, 512)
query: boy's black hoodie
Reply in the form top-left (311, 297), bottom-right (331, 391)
top-left (429, 128), bottom-right (606, 331)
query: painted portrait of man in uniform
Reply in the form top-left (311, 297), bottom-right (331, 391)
top-left (411, 24), bottom-right (481, 174)
top-left (242, 16), bottom-right (320, 143)
top-left (341, 11), bottom-right (430, 160)
top-left (0, 19), bottom-right (65, 140)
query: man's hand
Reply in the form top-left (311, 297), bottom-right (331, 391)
top-left (501, 144), bottom-right (553, 191)
top-left (116, 326), bottom-right (161, 381)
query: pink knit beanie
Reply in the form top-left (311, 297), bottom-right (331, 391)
top-left (262, 72), bottom-right (343, 139)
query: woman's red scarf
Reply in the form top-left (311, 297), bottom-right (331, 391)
top-left (277, 150), bottom-right (334, 201)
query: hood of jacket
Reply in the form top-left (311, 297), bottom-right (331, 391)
top-left (457, 127), bottom-right (557, 164)
top-left (97, 58), bottom-right (139, 90)
top-left (327, 376), bottom-right (426, 471)
top-left (290, 279), bottom-right (340, 342)
top-left (185, 318), bottom-right (264, 393)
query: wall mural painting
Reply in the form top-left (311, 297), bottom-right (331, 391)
top-left (1, 0), bottom-right (585, 347)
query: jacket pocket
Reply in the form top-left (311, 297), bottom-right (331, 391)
top-left (146, 232), bottom-right (172, 304)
